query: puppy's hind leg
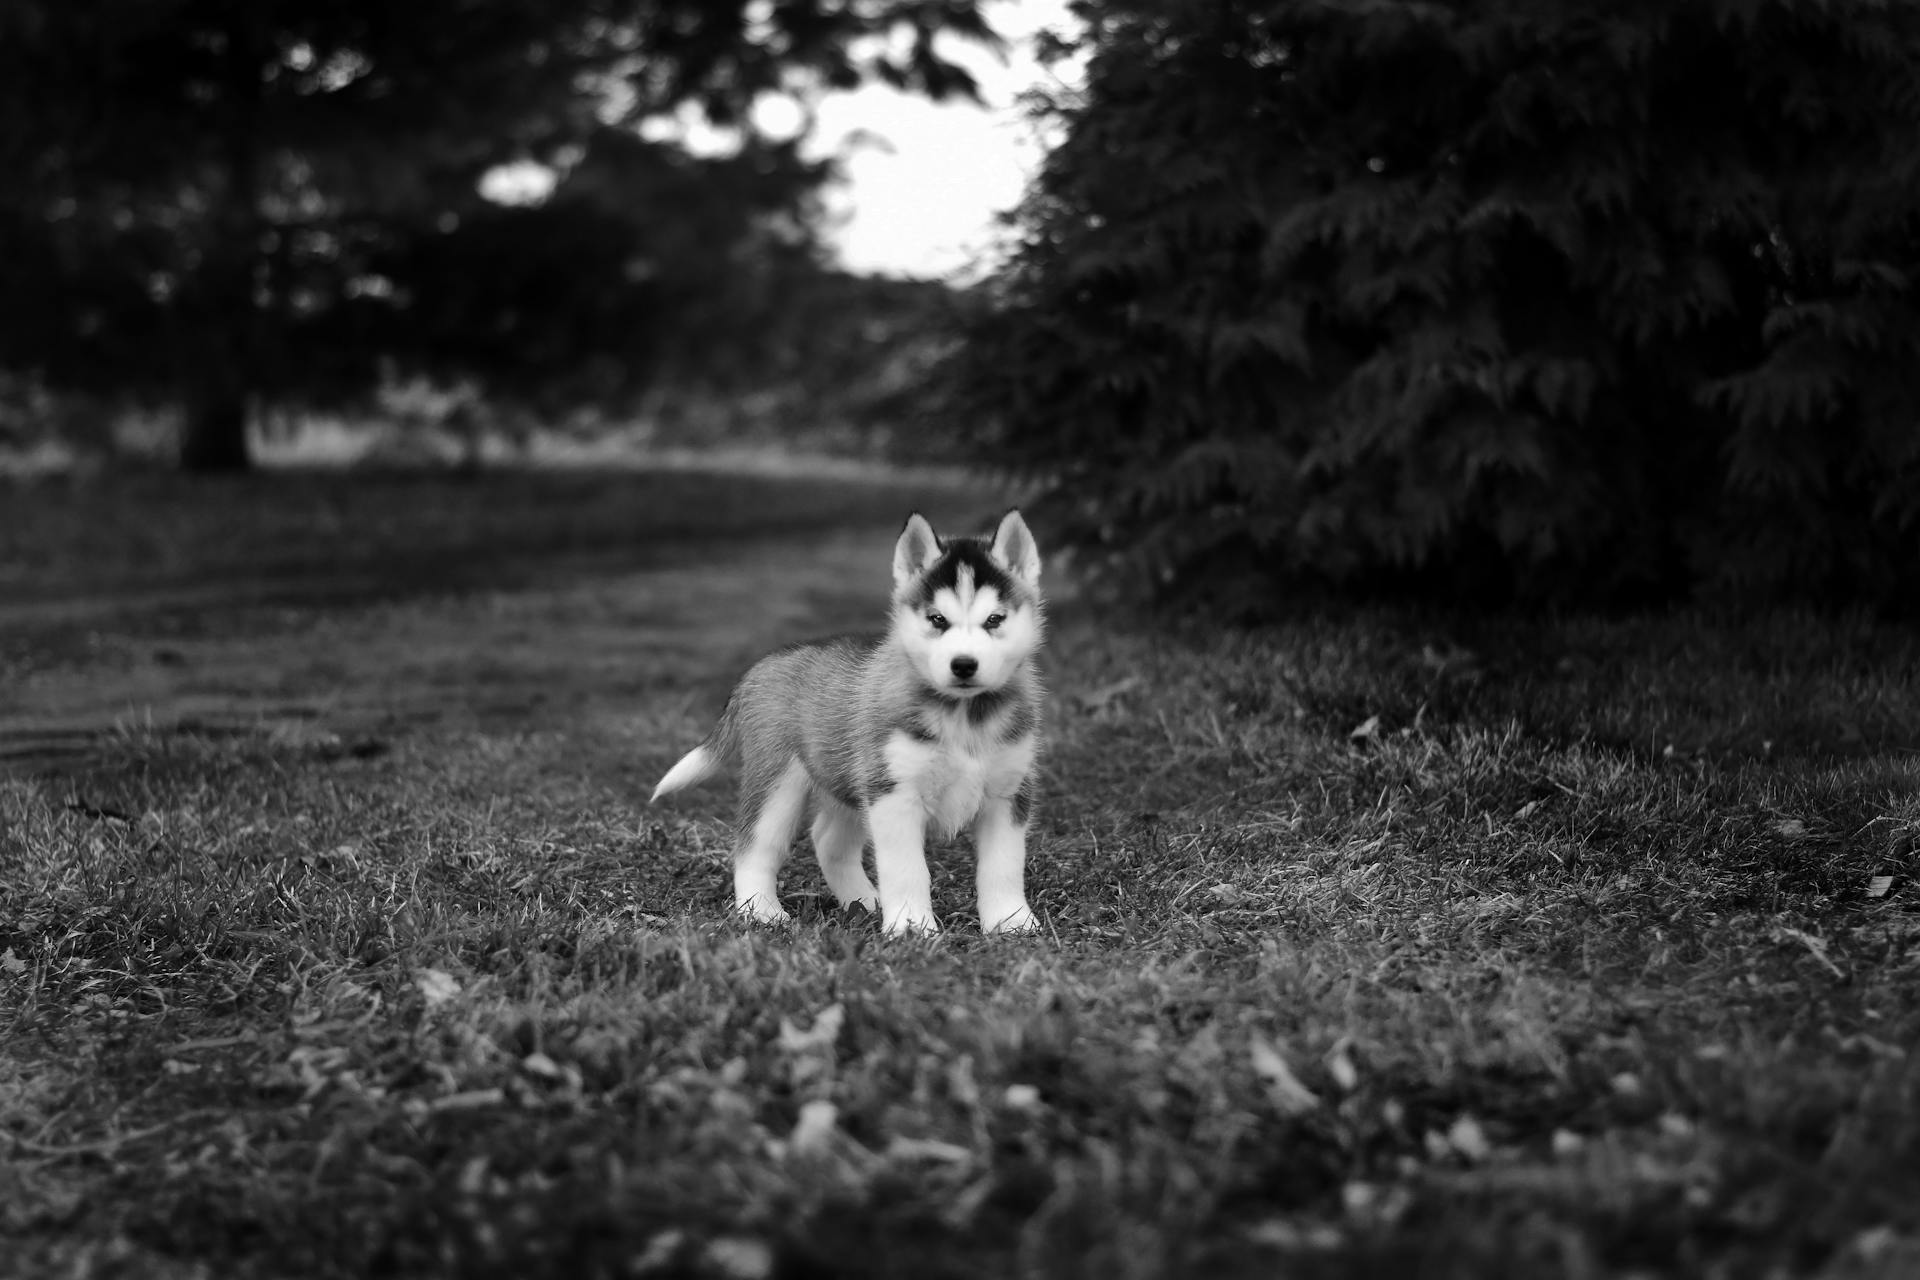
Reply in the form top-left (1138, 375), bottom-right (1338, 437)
top-left (811, 797), bottom-right (878, 913)
top-left (733, 758), bottom-right (810, 924)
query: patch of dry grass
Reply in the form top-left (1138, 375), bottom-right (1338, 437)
top-left (2, 474), bottom-right (1918, 1278)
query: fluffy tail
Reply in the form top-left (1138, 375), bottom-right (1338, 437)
top-left (650, 742), bottom-right (721, 802)
top-left (652, 688), bottom-right (743, 803)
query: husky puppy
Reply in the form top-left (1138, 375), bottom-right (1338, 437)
top-left (650, 510), bottom-right (1046, 935)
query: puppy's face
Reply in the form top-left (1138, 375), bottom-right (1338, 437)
top-left (893, 511), bottom-right (1043, 700)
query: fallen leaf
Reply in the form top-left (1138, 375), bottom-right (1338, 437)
top-left (458, 1156), bottom-right (490, 1196)
top-left (414, 968), bottom-right (460, 1008)
top-left (946, 1055), bottom-right (981, 1109)
top-left (1846, 1225), bottom-right (1901, 1264)
top-left (1866, 875), bottom-right (1894, 899)
top-left (428, 1088), bottom-right (505, 1112)
top-left (1773, 818), bottom-right (1808, 840)
top-left (777, 1002), bottom-right (844, 1055)
top-left (521, 1052), bottom-right (566, 1081)
top-left (1325, 1038), bottom-right (1359, 1093)
top-left (0, 948), bottom-right (26, 976)
top-left (787, 1099), bottom-right (839, 1157)
top-left (1349, 715), bottom-right (1381, 742)
top-left (1250, 1034), bottom-right (1321, 1115)
top-left (778, 1004), bottom-right (845, 1090)
top-left (1246, 1217), bottom-right (1345, 1250)
top-left (1003, 1083), bottom-right (1042, 1110)
top-left (702, 1238), bottom-right (773, 1280)
top-left (884, 1135), bottom-right (973, 1165)
top-left (630, 1230), bottom-right (687, 1275)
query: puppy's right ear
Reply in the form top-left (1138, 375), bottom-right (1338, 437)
top-left (893, 512), bottom-right (942, 591)
top-left (990, 508), bottom-right (1041, 586)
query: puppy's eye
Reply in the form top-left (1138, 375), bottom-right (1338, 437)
top-left (984, 613), bottom-right (1006, 632)
top-left (927, 612), bottom-right (950, 632)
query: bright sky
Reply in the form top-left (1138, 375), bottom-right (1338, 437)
top-left (808, 0), bottom-right (1079, 280)
top-left (486, 1), bottom-right (1080, 279)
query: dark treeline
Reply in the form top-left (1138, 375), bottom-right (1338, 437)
top-left (957, 0), bottom-right (1920, 611)
top-left (0, 0), bottom-right (989, 469)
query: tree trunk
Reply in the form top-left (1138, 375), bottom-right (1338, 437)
top-left (178, 379), bottom-right (252, 472)
top-left (175, 5), bottom-right (265, 474)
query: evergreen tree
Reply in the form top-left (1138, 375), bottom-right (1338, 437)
top-left (958, 0), bottom-right (1920, 608)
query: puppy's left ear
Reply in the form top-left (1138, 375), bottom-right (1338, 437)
top-left (990, 509), bottom-right (1041, 585)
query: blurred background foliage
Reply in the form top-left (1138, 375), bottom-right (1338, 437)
top-left (0, 0), bottom-right (985, 469)
top-left (4, 0), bottom-right (1919, 611)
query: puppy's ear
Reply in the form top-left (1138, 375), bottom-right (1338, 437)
top-left (990, 509), bottom-right (1041, 585)
top-left (893, 512), bottom-right (942, 590)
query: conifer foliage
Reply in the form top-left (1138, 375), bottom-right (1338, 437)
top-left (961, 0), bottom-right (1920, 607)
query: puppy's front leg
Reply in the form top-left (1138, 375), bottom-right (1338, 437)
top-left (973, 789), bottom-right (1036, 934)
top-left (867, 791), bottom-right (938, 934)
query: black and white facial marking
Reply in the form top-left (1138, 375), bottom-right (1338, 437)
top-left (891, 510), bottom-right (1044, 702)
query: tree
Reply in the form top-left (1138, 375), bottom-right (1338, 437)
top-left (955, 0), bottom-right (1920, 609)
top-left (0, 0), bottom-right (998, 470)
top-left (302, 126), bottom-right (835, 417)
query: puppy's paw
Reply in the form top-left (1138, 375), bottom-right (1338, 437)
top-left (736, 897), bottom-right (792, 926)
top-left (983, 903), bottom-right (1038, 935)
top-left (839, 888), bottom-right (879, 913)
top-left (882, 906), bottom-right (941, 937)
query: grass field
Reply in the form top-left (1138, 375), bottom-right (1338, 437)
top-left (3, 469), bottom-right (1918, 1279)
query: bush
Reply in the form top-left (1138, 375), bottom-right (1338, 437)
top-left (956, 0), bottom-right (1920, 610)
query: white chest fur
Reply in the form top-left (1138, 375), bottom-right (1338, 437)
top-left (883, 727), bottom-right (1036, 838)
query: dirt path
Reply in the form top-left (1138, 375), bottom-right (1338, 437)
top-left (0, 469), bottom-right (990, 777)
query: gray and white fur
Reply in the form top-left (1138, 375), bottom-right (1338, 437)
top-left (651, 510), bottom-right (1046, 935)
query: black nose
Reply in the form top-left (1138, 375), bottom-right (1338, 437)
top-left (950, 656), bottom-right (978, 680)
